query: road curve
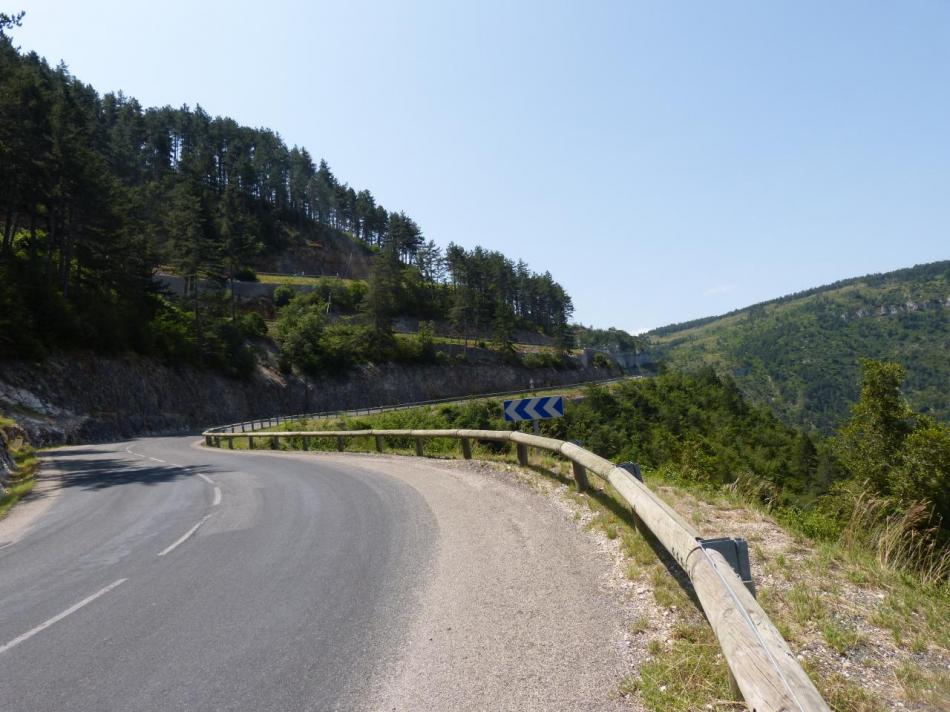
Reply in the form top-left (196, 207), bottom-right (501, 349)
top-left (0, 436), bottom-right (637, 711)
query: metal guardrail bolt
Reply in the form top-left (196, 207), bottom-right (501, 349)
top-left (618, 461), bottom-right (643, 482)
top-left (699, 537), bottom-right (756, 597)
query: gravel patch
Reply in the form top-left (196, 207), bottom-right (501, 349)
top-left (311, 454), bottom-right (645, 712)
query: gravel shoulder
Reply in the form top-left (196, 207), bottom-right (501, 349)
top-left (0, 456), bottom-right (62, 546)
top-left (303, 453), bottom-right (644, 712)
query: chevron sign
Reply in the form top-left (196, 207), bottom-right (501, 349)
top-left (502, 395), bottom-right (565, 422)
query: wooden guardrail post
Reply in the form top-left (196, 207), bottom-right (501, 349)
top-left (374, 435), bottom-right (384, 452)
top-left (414, 437), bottom-right (424, 456)
top-left (302, 436), bottom-right (310, 451)
top-left (571, 461), bottom-right (589, 492)
top-left (227, 437), bottom-right (233, 449)
top-left (270, 436), bottom-right (278, 450)
top-left (205, 435), bottom-right (212, 446)
top-left (248, 436), bottom-right (255, 449)
top-left (460, 437), bottom-right (472, 459)
top-left (336, 436), bottom-right (345, 452)
top-left (516, 442), bottom-right (529, 466)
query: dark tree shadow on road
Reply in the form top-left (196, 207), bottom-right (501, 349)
top-left (46, 455), bottom-right (227, 491)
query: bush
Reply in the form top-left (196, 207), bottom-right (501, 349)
top-left (273, 284), bottom-right (296, 308)
top-left (239, 312), bottom-right (268, 338)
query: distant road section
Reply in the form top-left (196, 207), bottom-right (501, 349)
top-left (0, 437), bottom-right (636, 711)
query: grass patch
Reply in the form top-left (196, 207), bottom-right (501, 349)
top-left (255, 273), bottom-right (359, 286)
top-left (821, 617), bottom-right (863, 655)
top-left (814, 672), bottom-right (886, 712)
top-left (896, 663), bottom-right (950, 708)
top-left (620, 623), bottom-right (739, 711)
top-left (787, 584), bottom-right (827, 626)
top-left (629, 615), bottom-right (651, 635)
top-left (0, 432), bottom-right (38, 519)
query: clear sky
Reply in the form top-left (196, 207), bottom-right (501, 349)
top-left (11, 1), bottom-right (949, 333)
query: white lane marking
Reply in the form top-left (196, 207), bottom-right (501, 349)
top-left (0, 542), bottom-right (13, 550)
top-left (0, 578), bottom-right (128, 655)
top-left (197, 473), bottom-right (214, 485)
top-left (157, 515), bottom-right (212, 557)
top-left (148, 457), bottom-right (166, 463)
top-left (212, 487), bottom-right (221, 506)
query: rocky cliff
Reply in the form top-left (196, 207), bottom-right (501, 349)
top-left (0, 354), bottom-right (618, 445)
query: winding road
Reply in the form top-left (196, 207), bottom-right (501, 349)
top-left (0, 437), bottom-right (637, 711)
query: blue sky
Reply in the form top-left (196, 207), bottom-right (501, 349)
top-left (13, 1), bottom-right (949, 333)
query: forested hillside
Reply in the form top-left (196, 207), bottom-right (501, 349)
top-left (645, 261), bottom-right (949, 432)
top-left (0, 18), bottom-right (574, 372)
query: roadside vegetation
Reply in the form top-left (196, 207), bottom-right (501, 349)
top-left (0, 18), bottom-right (577, 376)
top-left (245, 360), bottom-right (948, 710)
top-left (646, 261), bottom-right (950, 432)
top-left (0, 416), bottom-right (38, 518)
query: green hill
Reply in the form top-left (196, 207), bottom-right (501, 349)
top-left (645, 261), bottom-right (950, 433)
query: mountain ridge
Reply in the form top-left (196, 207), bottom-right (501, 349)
top-left (644, 260), bottom-right (949, 432)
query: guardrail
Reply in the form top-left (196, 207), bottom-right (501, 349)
top-left (204, 375), bottom-right (633, 436)
top-left (202, 426), bottom-right (829, 711)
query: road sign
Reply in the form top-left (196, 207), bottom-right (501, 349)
top-left (502, 395), bottom-right (564, 422)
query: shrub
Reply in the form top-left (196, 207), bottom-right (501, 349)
top-left (273, 284), bottom-right (296, 308)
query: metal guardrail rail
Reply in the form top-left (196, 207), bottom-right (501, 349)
top-left (204, 375), bottom-right (633, 435)
top-left (201, 426), bottom-right (830, 711)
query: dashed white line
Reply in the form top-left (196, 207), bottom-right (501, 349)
top-left (148, 457), bottom-right (166, 463)
top-left (0, 579), bottom-right (128, 654)
top-left (157, 515), bottom-right (212, 557)
top-left (212, 487), bottom-right (221, 506)
top-left (197, 473), bottom-right (214, 485)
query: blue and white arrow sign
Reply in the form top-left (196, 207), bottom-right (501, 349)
top-left (503, 395), bottom-right (565, 422)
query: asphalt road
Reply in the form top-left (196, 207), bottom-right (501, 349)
top-left (0, 437), bottom-right (637, 711)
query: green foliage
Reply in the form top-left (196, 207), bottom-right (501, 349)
top-left (273, 284), bottom-right (296, 308)
top-left (833, 360), bottom-right (950, 524)
top-left (647, 261), bottom-right (950, 432)
top-left (0, 29), bottom-right (577, 375)
top-left (363, 244), bottom-right (403, 334)
top-left (521, 350), bottom-right (574, 370)
top-left (574, 325), bottom-right (645, 353)
top-left (274, 293), bottom-right (328, 373)
top-left (543, 369), bottom-right (828, 505)
top-left (835, 361), bottom-right (913, 492)
top-left (895, 420), bottom-right (950, 519)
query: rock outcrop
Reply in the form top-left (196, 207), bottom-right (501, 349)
top-left (0, 354), bottom-right (618, 445)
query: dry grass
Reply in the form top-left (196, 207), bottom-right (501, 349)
top-left (838, 492), bottom-right (950, 586)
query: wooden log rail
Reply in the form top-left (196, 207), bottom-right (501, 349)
top-left (203, 426), bottom-right (829, 712)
